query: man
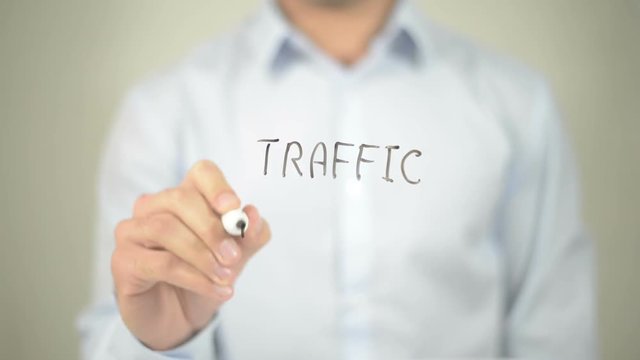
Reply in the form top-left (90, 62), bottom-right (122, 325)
top-left (78, 0), bottom-right (597, 358)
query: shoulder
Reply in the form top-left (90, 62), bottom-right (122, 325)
top-left (423, 19), bottom-right (557, 148)
top-left (122, 14), bottom-right (258, 113)
top-left (427, 20), bottom-right (550, 110)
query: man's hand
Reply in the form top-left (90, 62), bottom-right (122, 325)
top-left (111, 160), bottom-right (271, 350)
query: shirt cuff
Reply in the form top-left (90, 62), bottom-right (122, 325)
top-left (106, 314), bottom-right (220, 360)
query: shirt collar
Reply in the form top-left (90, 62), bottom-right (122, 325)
top-left (249, 0), bottom-right (433, 74)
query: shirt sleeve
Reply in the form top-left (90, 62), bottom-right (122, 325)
top-left (499, 79), bottom-right (598, 358)
top-left (76, 77), bottom-right (221, 360)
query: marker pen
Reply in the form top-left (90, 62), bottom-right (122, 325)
top-left (221, 208), bottom-right (249, 238)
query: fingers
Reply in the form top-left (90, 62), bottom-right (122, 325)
top-left (132, 188), bottom-right (239, 267)
top-left (115, 160), bottom-right (272, 304)
top-left (112, 246), bottom-right (233, 301)
top-left (182, 160), bottom-right (240, 215)
top-left (133, 188), bottom-right (219, 241)
top-left (116, 215), bottom-right (233, 285)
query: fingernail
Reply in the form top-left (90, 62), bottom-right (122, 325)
top-left (213, 265), bottom-right (232, 282)
top-left (215, 192), bottom-right (239, 212)
top-left (218, 238), bottom-right (240, 264)
top-left (213, 285), bottom-right (233, 297)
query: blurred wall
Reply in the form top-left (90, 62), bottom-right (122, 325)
top-left (0, 0), bottom-right (638, 358)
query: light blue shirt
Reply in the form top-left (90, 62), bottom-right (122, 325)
top-left (77, 1), bottom-right (597, 359)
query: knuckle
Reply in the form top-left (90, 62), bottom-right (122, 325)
top-left (161, 253), bottom-right (178, 273)
top-left (133, 256), bottom-right (154, 280)
top-left (111, 249), bottom-right (133, 281)
top-left (145, 214), bottom-right (174, 236)
top-left (191, 160), bottom-right (219, 179)
top-left (114, 220), bottom-right (131, 245)
top-left (168, 187), bottom-right (189, 204)
top-left (133, 194), bottom-right (147, 214)
top-left (110, 249), bottom-right (124, 274)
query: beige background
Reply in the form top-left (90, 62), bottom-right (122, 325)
top-left (1, 0), bottom-right (638, 358)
